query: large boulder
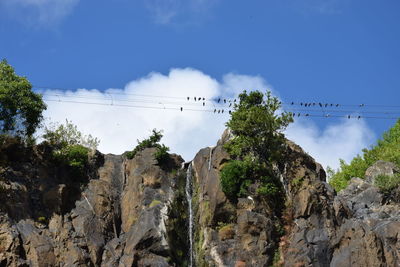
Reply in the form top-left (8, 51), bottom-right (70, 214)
top-left (365, 160), bottom-right (399, 184)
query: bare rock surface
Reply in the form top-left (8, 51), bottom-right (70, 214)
top-left (0, 133), bottom-right (399, 266)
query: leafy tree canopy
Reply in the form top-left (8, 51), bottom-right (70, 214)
top-left (0, 59), bottom-right (46, 137)
top-left (43, 119), bottom-right (100, 150)
top-left (42, 120), bottom-right (100, 178)
top-left (221, 90), bottom-right (293, 200)
top-left (225, 90), bottom-right (293, 163)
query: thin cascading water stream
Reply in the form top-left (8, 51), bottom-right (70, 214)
top-left (186, 163), bottom-right (194, 267)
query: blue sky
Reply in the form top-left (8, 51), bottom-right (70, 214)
top-left (1, 0), bottom-right (399, 168)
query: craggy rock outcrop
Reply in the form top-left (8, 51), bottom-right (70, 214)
top-left (0, 138), bottom-right (185, 266)
top-left (281, 155), bottom-right (400, 267)
top-left (191, 131), bottom-right (399, 267)
top-left (191, 129), bottom-right (278, 267)
top-left (0, 133), bottom-right (399, 266)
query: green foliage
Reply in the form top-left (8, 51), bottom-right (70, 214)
top-left (43, 119), bottom-right (99, 150)
top-left (220, 159), bottom-right (254, 199)
top-left (43, 120), bottom-right (98, 178)
top-left (375, 174), bottom-right (400, 193)
top-left (126, 129), bottom-right (170, 166)
top-left (154, 144), bottom-right (170, 165)
top-left (290, 176), bottom-right (304, 191)
top-left (225, 90), bottom-right (293, 162)
top-left (257, 178), bottom-right (280, 196)
top-left (126, 129), bottom-right (163, 159)
top-left (0, 59), bottom-right (47, 137)
top-left (330, 119), bottom-right (400, 191)
top-left (54, 144), bottom-right (89, 175)
top-left (270, 249), bottom-right (282, 267)
top-left (37, 216), bottom-right (47, 224)
top-left (149, 199), bottom-right (162, 208)
top-left (221, 90), bottom-right (292, 200)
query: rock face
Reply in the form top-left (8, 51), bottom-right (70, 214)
top-left (0, 139), bottom-right (185, 266)
top-left (0, 134), bottom-right (399, 266)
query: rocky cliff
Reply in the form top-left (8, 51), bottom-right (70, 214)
top-left (0, 132), bottom-right (399, 267)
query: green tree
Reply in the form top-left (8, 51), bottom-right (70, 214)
top-left (330, 119), bottom-right (400, 191)
top-left (43, 119), bottom-right (100, 150)
top-left (0, 60), bottom-right (46, 137)
top-left (225, 91), bottom-right (293, 163)
top-left (43, 120), bottom-right (100, 178)
top-left (221, 90), bottom-right (293, 200)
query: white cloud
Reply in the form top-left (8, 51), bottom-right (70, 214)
top-left (1, 0), bottom-right (79, 26)
top-left (144, 0), bottom-right (217, 25)
top-left (285, 118), bottom-right (375, 170)
top-left (40, 68), bottom-right (375, 168)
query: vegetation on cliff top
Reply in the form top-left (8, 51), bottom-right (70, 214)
top-left (125, 128), bottom-right (170, 165)
top-left (329, 119), bottom-right (400, 191)
top-left (221, 90), bottom-right (293, 200)
top-left (43, 120), bottom-right (100, 178)
top-left (0, 59), bottom-right (47, 139)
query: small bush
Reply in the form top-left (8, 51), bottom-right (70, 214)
top-left (220, 159), bottom-right (253, 199)
top-left (375, 174), bottom-right (400, 193)
top-left (126, 129), bottom-right (163, 159)
top-left (154, 144), bottom-right (170, 165)
top-left (149, 199), bottom-right (162, 208)
top-left (37, 216), bottom-right (47, 224)
top-left (54, 144), bottom-right (89, 177)
top-left (126, 129), bottom-right (170, 166)
top-left (257, 180), bottom-right (280, 196)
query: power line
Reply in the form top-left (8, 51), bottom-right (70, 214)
top-left (34, 85), bottom-right (400, 109)
top-left (42, 98), bottom-right (399, 120)
top-left (40, 91), bottom-right (400, 117)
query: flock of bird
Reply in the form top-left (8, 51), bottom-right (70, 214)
top-left (34, 87), bottom-right (400, 121)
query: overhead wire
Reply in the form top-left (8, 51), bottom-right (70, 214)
top-left (35, 86), bottom-right (400, 120)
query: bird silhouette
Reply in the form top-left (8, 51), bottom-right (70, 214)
top-left (180, 107), bottom-right (183, 112)
top-left (187, 97), bottom-right (190, 101)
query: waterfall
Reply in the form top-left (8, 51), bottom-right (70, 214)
top-left (186, 163), bottom-right (194, 267)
